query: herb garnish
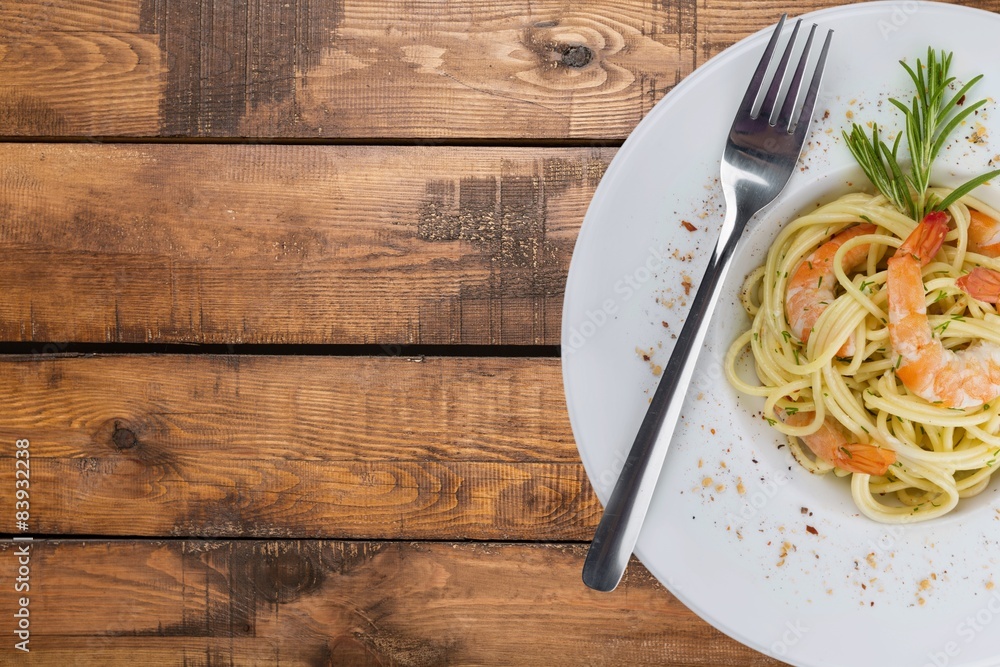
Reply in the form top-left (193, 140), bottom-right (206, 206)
top-left (843, 48), bottom-right (1000, 220)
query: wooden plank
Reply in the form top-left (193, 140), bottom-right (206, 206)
top-left (0, 355), bottom-right (591, 539)
top-left (5, 0), bottom-right (1000, 140)
top-left (0, 540), bottom-right (783, 665)
top-left (0, 144), bottom-right (606, 345)
top-left (0, 355), bottom-right (575, 462)
top-left (0, 0), bottom-right (695, 139)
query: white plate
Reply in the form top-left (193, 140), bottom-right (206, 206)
top-left (562, 3), bottom-right (1000, 666)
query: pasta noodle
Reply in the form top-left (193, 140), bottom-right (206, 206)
top-left (724, 190), bottom-right (1000, 523)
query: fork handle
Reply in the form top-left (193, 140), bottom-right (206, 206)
top-left (582, 205), bottom-right (748, 592)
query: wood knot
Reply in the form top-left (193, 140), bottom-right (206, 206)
top-left (111, 423), bottom-right (138, 450)
top-left (558, 44), bottom-right (592, 68)
top-left (523, 23), bottom-right (598, 73)
top-left (496, 480), bottom-right (563, 527)
top-left (253, 548), bottom-right (323, 604)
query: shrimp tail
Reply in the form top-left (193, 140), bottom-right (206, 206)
top-left (897, 211), bottom-right (949, 265)
top-left (958, 267), bottom-right (1000, 304)
top-left (831, 443), bottom-right (896, 476)
top-left (781, 410), bottom-right (896, 475)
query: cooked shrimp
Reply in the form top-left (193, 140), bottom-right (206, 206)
top-left (783, 410), bottom-right (896, 475)
top-left (888, 211), bottom-right (1000, 408)
top-left (968, 209), bottom-right (1000, 257)
top-left (958, 267), bottom-right (1000, 303)
top-left (786, 223), bottom-right (877, 356)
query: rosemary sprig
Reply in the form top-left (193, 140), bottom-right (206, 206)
top-left (842, 48), bottom-right (1000, 220)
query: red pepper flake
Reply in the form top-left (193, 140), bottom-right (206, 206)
top-left (958, 94), bottom-right (966, 106)
top-left (806, 525), bottom-right (818, 535)
top-left (681, 220), bottom-right (698, 232)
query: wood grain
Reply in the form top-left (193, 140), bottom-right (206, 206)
top-left (11, 1), bottom-right (999, 140)
top-left (0, 539), bottom-right (783, 666)
top-left (0, 144), bottom-right (609, 345)
top-left (0, 355), bottom-right (592, 539)
top-left (0, 22), bottom-right (160, 135)
top-left (0, 0), bottom-right (694, 139)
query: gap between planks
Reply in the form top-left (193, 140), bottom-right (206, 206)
top-left (0, 343), bottom-right (563, 358)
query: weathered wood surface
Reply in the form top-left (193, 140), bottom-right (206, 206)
top-left (0, 540), bottom-right (783, 666)
top-left (0, 354), bottom-right (594, 539)
top-left (0, 0), bottom-right (688, 139)
top-left (0, 144), bottom-right (607, 346)
top-left (4, 0), bottom-right (998, 140)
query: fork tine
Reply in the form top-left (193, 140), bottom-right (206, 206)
top-left (736, 14), bottom-right (786, 117)
top-left (757, 19), bottom-right (801, 121)
top-left (792, 29), bottom-right (833, 136)
top-left (776, 24), bottom-right (817, 131)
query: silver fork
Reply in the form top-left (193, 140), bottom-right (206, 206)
top-left (582, 15), bottom-right (833, 592)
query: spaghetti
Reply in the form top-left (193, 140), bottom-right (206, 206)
top-left (725, 191), bottom-right (1000, 522)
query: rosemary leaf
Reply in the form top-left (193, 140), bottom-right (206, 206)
top-left (844, 48), bottom-right (994, 220)
top-left (935, 169), bottom-right (1000, 212)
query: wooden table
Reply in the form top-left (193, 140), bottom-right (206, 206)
top-left (2, 1), bottom-right (997, 664)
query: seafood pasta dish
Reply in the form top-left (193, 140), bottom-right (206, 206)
top-left (725, 49), bottom-right (1000, 522)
